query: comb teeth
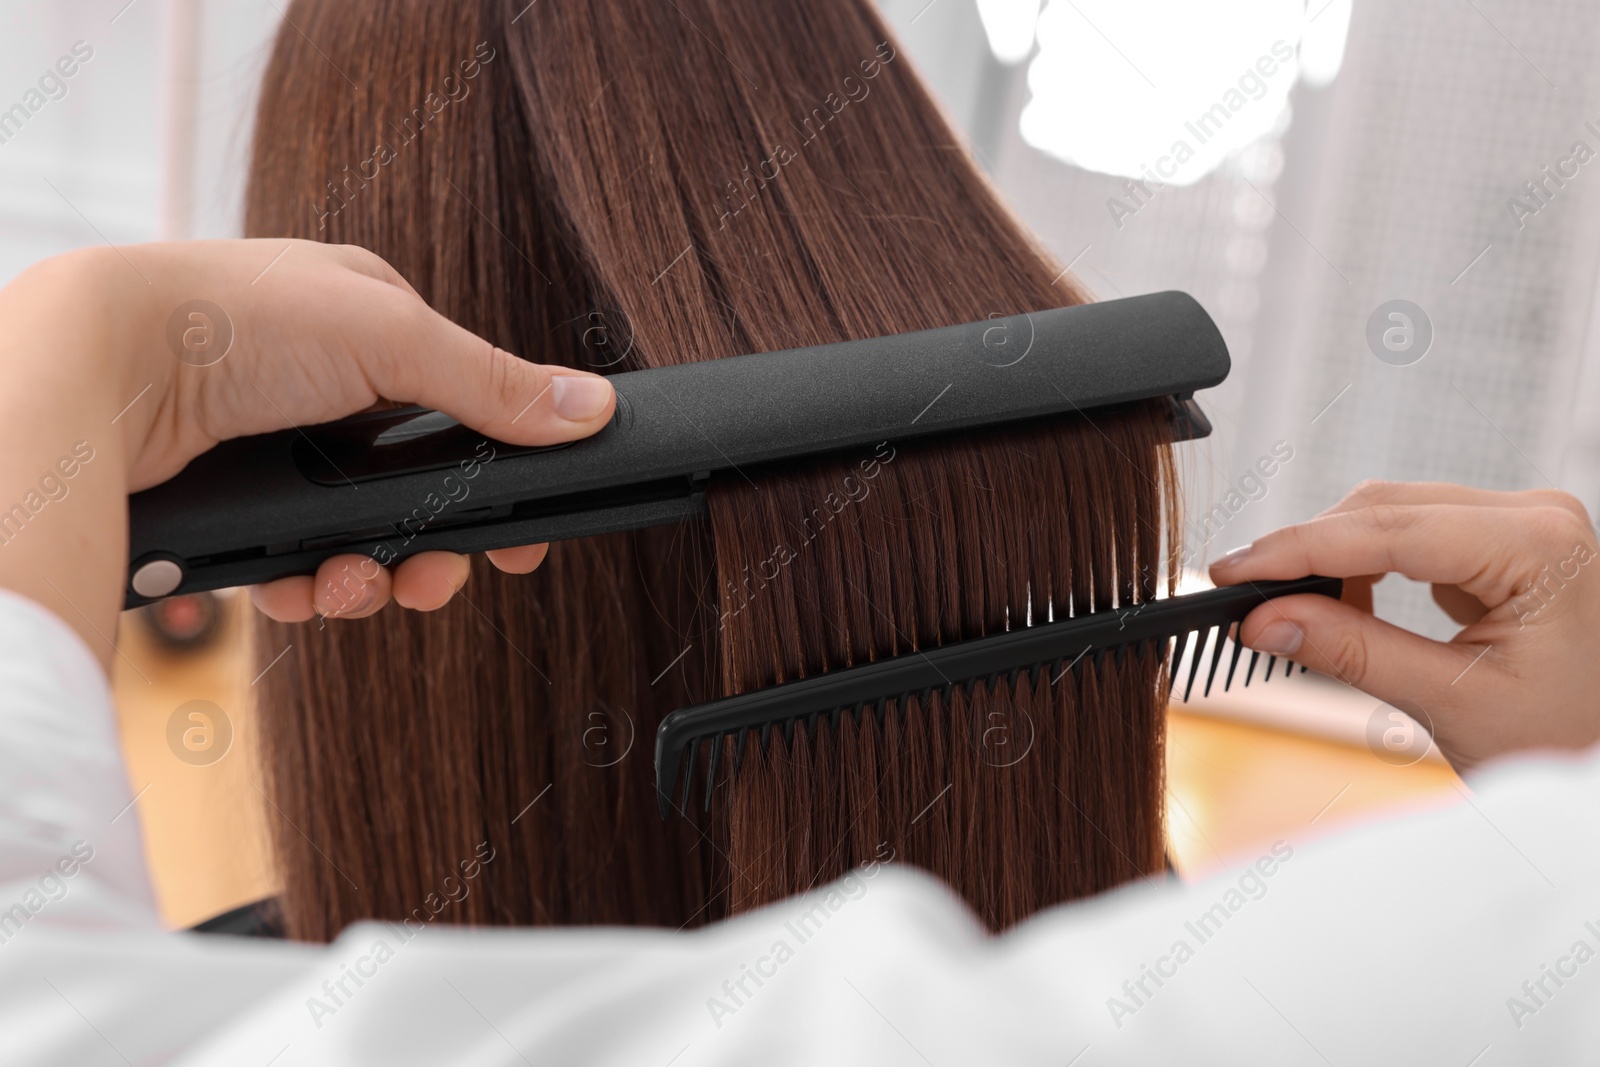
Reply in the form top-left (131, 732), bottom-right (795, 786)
top-left (655, 576), bottom-right (1342, 818)
top-left (1181, 630), bottom-right (1205, 702)
top-left (1202, 624), bottom-right (1228, 697)
top-left (1168, 632), bottom-right (1186, 692)
top-left (1224, 624), bottom-right (1246, 690)
top-left (1164, 625), bottom-right (1312, 702)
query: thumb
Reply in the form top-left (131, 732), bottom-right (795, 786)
top-left (374, 304), bottom-right (616, 447)
top-left (1237, 592), bottom-right (1485, 708)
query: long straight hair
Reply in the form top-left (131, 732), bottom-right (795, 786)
top-left (247, 0), bottom-right (1178, 941)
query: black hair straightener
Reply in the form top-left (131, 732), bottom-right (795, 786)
top-left (124, 290), bottom-right (1340, 817)
top-left (126, 291), bottom-right (1224, 605)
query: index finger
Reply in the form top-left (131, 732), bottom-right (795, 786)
top-left (1210, 503), bottom-right (1589, 606)
top-left (1316, 479), bottom-right (1593, 525)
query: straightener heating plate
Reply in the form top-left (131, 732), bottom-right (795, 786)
top-left (125, 290), bottom-right (1229, 607)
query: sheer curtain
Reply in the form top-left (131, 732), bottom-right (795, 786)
top-left (882, 0), bottom-right (1600, 637)
top-left (0, 0), bottom-right (276, 286)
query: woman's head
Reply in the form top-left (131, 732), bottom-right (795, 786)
top-left (248, 0), bottom-right (1178, 940)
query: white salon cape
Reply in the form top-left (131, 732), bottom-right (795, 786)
top-left (2, 588), bottom-right (1598, 1066)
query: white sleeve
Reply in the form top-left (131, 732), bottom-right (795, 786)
top-left (171, 747), bottom-right (1600, 1065)
top-left (0, 589), bottom-right (159, 936)
top-left (1, 587), bottom-right (1597, 1065)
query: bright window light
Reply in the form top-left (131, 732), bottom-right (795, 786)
top-left (977, 0), bottom-right (1044, 65)
top-left (1019, 0), bottom-right (1351, 185)
top-left (1300, 0), bottom-right (1353, 87)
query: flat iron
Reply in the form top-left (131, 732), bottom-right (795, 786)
top-left (124, 291), bottom-right (1227, 607)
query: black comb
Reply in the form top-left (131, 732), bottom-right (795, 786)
top-left (654, 576), bottom-right (1342, 818)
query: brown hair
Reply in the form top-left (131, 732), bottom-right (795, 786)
top-left (247, 0), bottom-right (1178, 941)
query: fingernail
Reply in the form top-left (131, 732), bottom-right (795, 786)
top-left (1214, 544), bottom-right (1253, 568)
top-left (1252, 620), bottom-right (1303, 656)
top-left (550, 374), bottom-right (613, 421)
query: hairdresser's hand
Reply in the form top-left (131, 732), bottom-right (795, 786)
top-left (1210, 481), bottom-right (1600, 772)
top-left (0, 240), bottom-right (614, 665)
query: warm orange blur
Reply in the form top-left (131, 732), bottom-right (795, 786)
top-left (111, 593), bottom-right (277, 929)
top-left (1166, 710), bottom-right (1461, 878)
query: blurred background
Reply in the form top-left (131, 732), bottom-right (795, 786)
top-left (9, 0), bottom-right (1568, 926)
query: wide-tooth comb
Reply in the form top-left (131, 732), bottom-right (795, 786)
top-left (654, 575), bottom-right (1341, 818)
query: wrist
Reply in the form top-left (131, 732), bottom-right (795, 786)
top-left (0, 247), bottom-right (147, 666)
top-left (27, 248), bottom-right (180, 485)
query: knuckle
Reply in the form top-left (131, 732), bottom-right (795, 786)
top-left (1322, 629), bottom-right (1371, 686)
top-left (336, 242), bottom-right (377, 264)
top-left (335, 243), bottom-right (407, 287)
top-left (1360, 503), bottom-right (1413, 535)
top-left (1247, 523), bottom-right (1296, 561)
top-left (1344, 479), bottom-right (1396, 507)
top-left (485, 344), bottom-right (534, 412)
top-left (1260, 519), bottom-right (1317, 565)
top-left (326, 242), bottom-right (362, 267)
top-left (1273, 523), bottom-right (1304, 553)
top-left (1529, 506), bottom-right (1587, 552)
top-left (1547, 490), bottom-right (1592, 527)
top-left (371, 299), bottom-right (432, 393)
